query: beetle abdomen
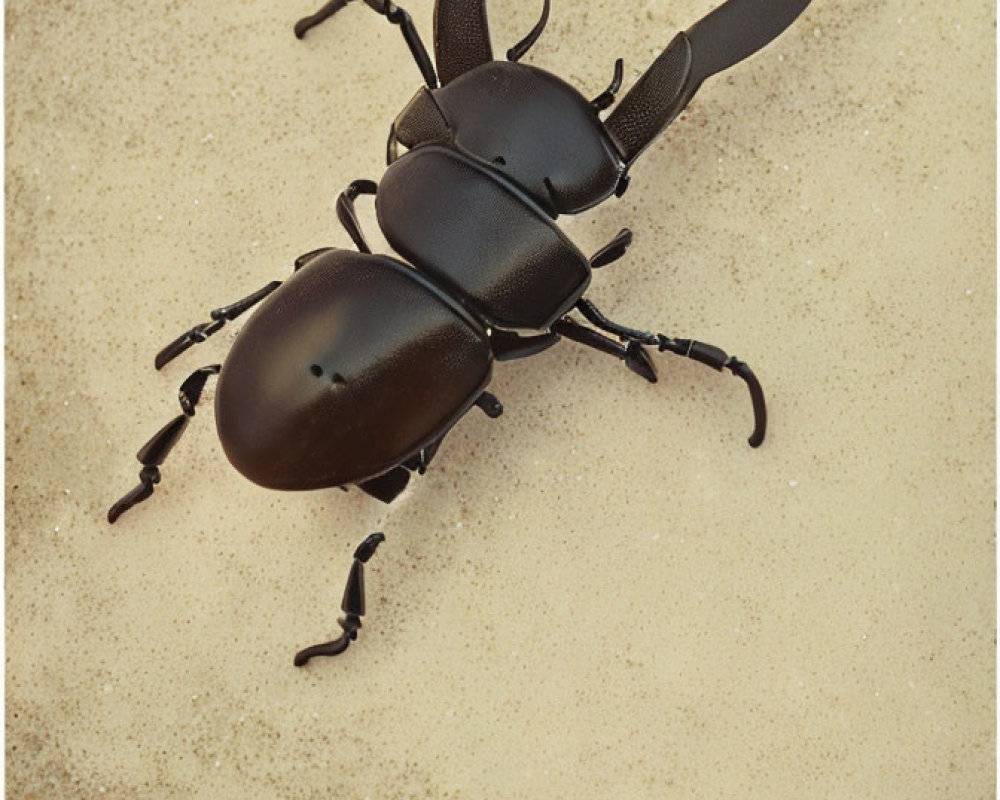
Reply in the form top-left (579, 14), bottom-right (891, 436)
top-left (215, 250), bottom-right (492, 491)
top-left (377, 144), bottom-right (591, 331)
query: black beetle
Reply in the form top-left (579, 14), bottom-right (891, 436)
top-left (109, 0), bottom-right (812, 666)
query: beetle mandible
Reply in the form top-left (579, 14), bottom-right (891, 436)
top-left (109, 0), bottom-right (812, 666)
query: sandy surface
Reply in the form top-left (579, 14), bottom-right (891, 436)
top-left (5, 0), bottom-right (995, 797)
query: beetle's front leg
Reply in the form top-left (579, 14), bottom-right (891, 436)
top-left (294, 532), bottom-right (386, 667)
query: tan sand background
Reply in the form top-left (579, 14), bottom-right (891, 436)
top-left (5, 0), bottom-right (995, 797)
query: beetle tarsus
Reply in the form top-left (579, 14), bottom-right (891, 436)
top-left (107, 366), bottom-right (220, 524)
top-left (724, 357), bottom-right (766, 448)
top-left (295, 533), bottom-right (385, 666)
top-left (293, 625), bottom-right (356, 666)
top-left (657, 336), bottom-right (767, 446)
top-left (506, 0), bottom-right (550, 62)
top-left (562, 299), bottom-right (767, 447)
top-left (294, 0), bottom-right (352, 39)
top-left (107, 466), bottom-right (160, 524)
top-left (155, 282), bottom-right (281, 370)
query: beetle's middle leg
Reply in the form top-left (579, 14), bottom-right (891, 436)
top-left (556, 298), bottom-right (767, 448)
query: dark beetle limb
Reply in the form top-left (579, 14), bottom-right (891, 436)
top-left (107, 365), bottom-right (221, 524)
top-left (336, 180), bottom-right (378, 254)
top-left (552, 317), bottom-right (657, 383)
top-left (588, 227), bottom-right (633, 269)
top-left (474, 390), bottom-right (504, 418)
top-left (294, 533), bottom-right (386, 667)
top-left (293, 0), bottom-right (350, 38)
top-left (295, 0), bottom-right (438, 89)
top-left (506, 0), bottom-right (550, 62)
top-left (154, 281), bottom-right (281, 370)
top-left (590, 58), bottom-right (624, 111)
top-left (658, 337), bottom-right (767, 448)
top-left (563, 299), bottom-right (767, 447)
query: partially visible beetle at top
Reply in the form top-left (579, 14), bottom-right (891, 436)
top-left (110, 0), bottom-right (813, 667)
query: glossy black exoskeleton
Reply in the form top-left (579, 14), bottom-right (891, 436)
top-left (109, 0), bottom-right (812, 666)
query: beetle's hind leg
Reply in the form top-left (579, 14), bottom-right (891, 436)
top-left (154, 247), bottom-right (344, 371)
top-left (154, 281), bottom-right (282, 370)
top-left (557, 299), bottom-right (767, 448)
top-left (107, 365), bottom-right (221, 523)
top-left (294, 532), bottom-right (386, 666)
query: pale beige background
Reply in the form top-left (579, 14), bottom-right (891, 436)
top-left (5, 0), bottom-right (995, 797)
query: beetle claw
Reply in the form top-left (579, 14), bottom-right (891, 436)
top-left (107, 466), bottom-right (159, 524)
top-left (293, 624), bottom-right (356, 666)
top-left (294, 534), bottom-right (384, 667)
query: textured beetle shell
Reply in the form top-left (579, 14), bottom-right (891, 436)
top-left (215, 250), bottom-right (492, 490)
top-left (377, 144), bottom-right (592, 330)
top-left (398, 61), bottom-right (625, 214)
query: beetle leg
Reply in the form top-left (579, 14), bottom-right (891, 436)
top-left (572, 298), bottom-right (766, 447)
top-left (490, 329), bottom-right (559, 361)
top-left (551, 316), bottom-right (657, 383)
top-left (293, 0), bottom-right (351, 38)
top-left (506, 0), bottom-right (549, 62)
top-left (108, 365), bottom-right (221, 523)
top-left (590, 58), bottom-right (624, 111)
top-left (295, 0), bottom-right (438, 89)
top-left (335, 180), bottom-right (378, 254)
top-left (294, 533), bottom-right (385, 666)
top-left (589, 227), bottom-right (633, 269)
top-left (154, 280), bottom-right (282, 370)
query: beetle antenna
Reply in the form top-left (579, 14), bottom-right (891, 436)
top-left (294, 533), bottom-right (386, 666)
top-left (108, 365), bottom-right (221, 524)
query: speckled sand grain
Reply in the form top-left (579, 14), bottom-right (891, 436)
top-left (5, 1), bottom-right (995, 797)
